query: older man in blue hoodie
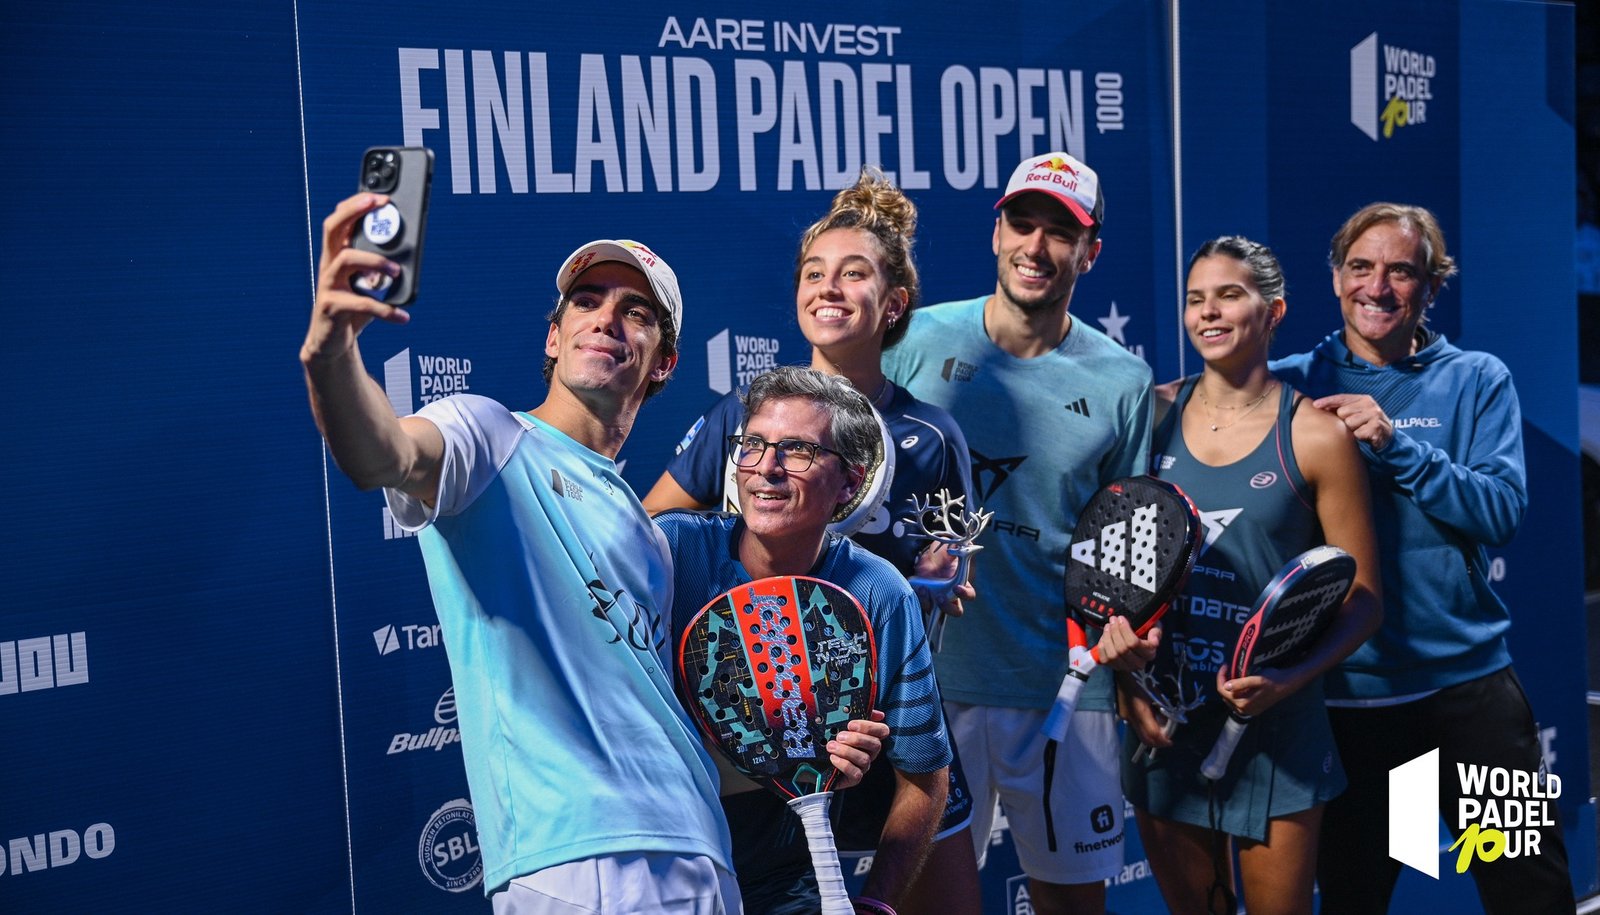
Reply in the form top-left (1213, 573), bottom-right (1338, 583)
top-left (1271, 202), bottom-right (1573, 913)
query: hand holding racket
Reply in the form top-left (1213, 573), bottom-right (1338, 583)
top-left (1198, 545), bottom-right (1356, 781)
top-left (1038, 477), bottom-right (1199, 854)
top-left (678, 576), bottom-right (877, 915)
top-left (1041, 476), bottom-right (1202, 742)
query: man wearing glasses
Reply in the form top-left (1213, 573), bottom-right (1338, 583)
top-left (656, 366), bottom-right (953, 915)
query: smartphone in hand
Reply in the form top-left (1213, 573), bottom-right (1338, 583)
top-left (350, 147), bottom-right (433, 306)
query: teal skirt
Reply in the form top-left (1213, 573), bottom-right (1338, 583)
top-left (1120, 683), bottom-right (1346, 843)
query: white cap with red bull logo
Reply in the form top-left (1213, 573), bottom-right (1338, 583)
top-left (994, 152), bottom-right (1104, 228)
top-left (555, 239), bottom-right (683, 337)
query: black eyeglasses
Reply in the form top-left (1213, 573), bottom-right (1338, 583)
top-left (726, 434), bottom-right (843, 472)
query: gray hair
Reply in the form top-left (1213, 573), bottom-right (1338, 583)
top-left (741, 366), bottom-right (878, 472)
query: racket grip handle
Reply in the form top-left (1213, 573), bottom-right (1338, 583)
top-left (789, 792), bottom-right (851, 915)
top-left (1200, 714), bottom-right (1250, 781)
top-left (1041, 671), bottom-right (1088, 742)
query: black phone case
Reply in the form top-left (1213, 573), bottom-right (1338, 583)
top-left (351, 146), bottom-right (432, 306)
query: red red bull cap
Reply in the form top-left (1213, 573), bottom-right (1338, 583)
top-left (555, 239), bottom-right (683, 337)
top-left (994, 152), bottom-right (1104, 228)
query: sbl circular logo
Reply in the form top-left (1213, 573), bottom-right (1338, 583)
top-left (419, 798), bottom-right (482, 893)
top-left (1249, 472), bottom-right (1277, 489)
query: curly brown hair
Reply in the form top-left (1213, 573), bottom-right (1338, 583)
top-left (795, 167), bottom-right (921, 350)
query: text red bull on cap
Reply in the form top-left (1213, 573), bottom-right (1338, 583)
top-left (995, 151), bottom-right (1104, 228)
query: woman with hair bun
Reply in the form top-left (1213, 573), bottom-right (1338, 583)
top-left (645, 169), bottom-right (980, 915)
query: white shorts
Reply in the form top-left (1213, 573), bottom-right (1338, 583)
top-left (492, 853), bottom-right (743, 915)
top-left (948, 701), bottom-right (1124, 885)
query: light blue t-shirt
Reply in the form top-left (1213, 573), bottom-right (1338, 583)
top-left (387, 394), bottom-right (732, 894)
top-left (883, 297), bottom-right (1153, 711)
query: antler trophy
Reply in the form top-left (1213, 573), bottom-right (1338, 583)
top-left (905, 489), bottom-right (992, 652)
top-left (1128, 653), bottom-right (1208, 763)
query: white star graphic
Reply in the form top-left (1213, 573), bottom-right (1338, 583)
top-left (1097, 302), bottom-right (1131, 344)
top-left (1198, 507), bottom-right (1242, 555)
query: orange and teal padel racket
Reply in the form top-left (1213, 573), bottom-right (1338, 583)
top-left (677, 575), bottom-right (876, 915)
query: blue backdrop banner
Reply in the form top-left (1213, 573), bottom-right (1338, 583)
top-left (2, 1), bottom-right (1583, 912)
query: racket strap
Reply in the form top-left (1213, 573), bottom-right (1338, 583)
top-left (1205, 784), bottom-right (1237, 915)
top-left (1042, 738), bottom-right (1060, 853)
top-left (925, 605), bottom-right (947, 653)
top-left (854, 897), bottom-right (897, 915)
top-left (788, 792), bottom-right (852, 915)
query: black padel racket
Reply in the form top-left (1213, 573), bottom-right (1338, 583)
top-left (678, 576), bottom-right (877, 915)
top-left (1042, 476), bottom-right (1203, 742)
top-left (1198, 545), bottom-right (1355, 781)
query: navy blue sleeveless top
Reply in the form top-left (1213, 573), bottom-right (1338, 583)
top-left (1149, 376), bottom-right (1321, 698)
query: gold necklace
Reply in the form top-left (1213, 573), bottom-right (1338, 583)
top-left (1197, 382), bottom-right (1276, 432)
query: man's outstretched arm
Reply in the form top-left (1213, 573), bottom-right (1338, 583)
top-left (301, 192), bottom-right (442, 502)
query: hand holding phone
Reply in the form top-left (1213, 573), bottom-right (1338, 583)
top-left (349, 147), bottom-right (432, 306)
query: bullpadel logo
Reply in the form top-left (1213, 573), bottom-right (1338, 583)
top-left (1389, 748), bottom-right (1561, 877)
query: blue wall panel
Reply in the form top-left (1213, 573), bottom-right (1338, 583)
top-left (1, 2), bottom-right (350, 911)
top-left (1, 1), bottom-right (1582, 911)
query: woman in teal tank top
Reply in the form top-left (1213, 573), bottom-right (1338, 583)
top-left (1120, 237), bottom-right (1382, 914)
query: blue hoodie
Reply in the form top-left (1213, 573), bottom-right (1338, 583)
top-left (1271, 329), bottom-right (1522, 700)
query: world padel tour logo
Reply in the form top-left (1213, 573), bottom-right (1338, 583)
top-left (419, 798), bottom-right (482, 893)
top-left (1389, 748), bottom-right (1561, 878)
top-left (383, 347), bottom-right (475, 415)
top-left (1350, 33), bottom-right (1437, 141)
top-left (706, 329), bottom-right (780, 394)
top-left (380, 347), bottom-right (475, 539)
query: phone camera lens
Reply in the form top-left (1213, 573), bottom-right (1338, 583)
top-left (361, 151), bottom-right (400, 192)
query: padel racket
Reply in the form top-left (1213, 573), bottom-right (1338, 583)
top-left (678, 576), bottom-right (876, 915)
top-left (1041, 476), bottom-right (1203, 742)
top-left (1198, 545), bottom-right (1355, 781)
